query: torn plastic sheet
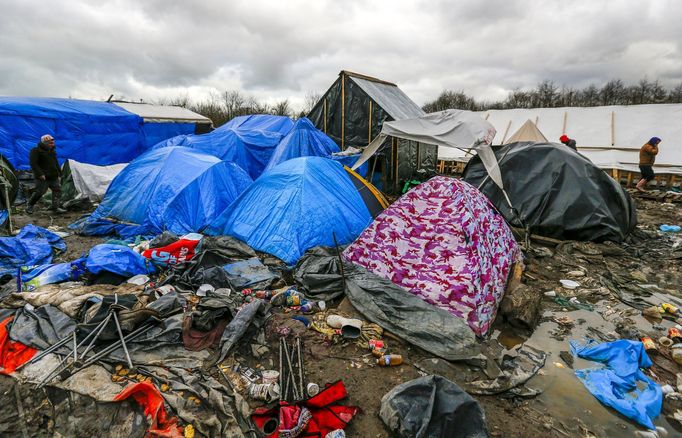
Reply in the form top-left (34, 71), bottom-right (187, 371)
top-left (222, 257), bottom-right (278, 290)
top-left (380, 375), bottom-right (489, 438)
top-left (293, 246), bottom-right (346, 301)
top-left (465, 344), bottom-right (546, 395)
top-left (86, 244), bottom-right (156, 277)
top-left (0, 224), bottom-right (66, 277)
top-left (570, 339), bottom-right (662, 430)
top-left (113, 382), bottom-right (183, 437)
top-left (0, 316), bottom-right (37, 374)
top-left (9, 305), bottom-right (76, 350)
top-left (216, 299), bottom-right (269, 364)
top-left (344, 263), bottom-right (479, 361)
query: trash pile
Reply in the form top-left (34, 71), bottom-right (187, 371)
top-left (0, 118), bottom-right (680, 437)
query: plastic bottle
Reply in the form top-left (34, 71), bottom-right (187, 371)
top-left (377, 354), bottom-right (403, 367)
top-left (255, 290), bottom-right (272, 299)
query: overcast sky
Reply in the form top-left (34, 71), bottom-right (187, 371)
top-left (1, 0), bottom-right (681, 110)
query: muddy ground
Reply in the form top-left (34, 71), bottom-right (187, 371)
top-left (2, 195), bottom-right (681, 437)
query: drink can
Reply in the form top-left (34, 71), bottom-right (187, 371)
top-left (300, 301), bottom-right (313, 312)
top-left (287, 295), bottom-right (301, 306)
top-left (306, 382), bottom-right (320, 397)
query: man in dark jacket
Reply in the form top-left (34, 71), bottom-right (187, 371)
top-left (559, 134), bottom-right (577, 151)
top-left (26, 134), bottom-right (65, 214)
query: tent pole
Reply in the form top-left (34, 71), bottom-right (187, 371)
top-left (323, 98), bottom-right (327, 133)
top-left (368, 101), bottom-right (373, 143)
top-left (500, 121), bottom-right (512, 144)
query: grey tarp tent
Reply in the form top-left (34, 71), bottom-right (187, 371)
top-left (61, 159), bottom-right (127, 207)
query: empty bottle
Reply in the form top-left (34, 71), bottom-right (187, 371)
top-left (377, 354), bottom-right (403, 367)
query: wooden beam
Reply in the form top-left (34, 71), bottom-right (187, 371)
top-left (500, 120), bottom-right (512, 144)
top-left (341, 74), bottom-right (345, 150)
top-left (323, 98), bottom-right (327, 133)
top-left (562, 111), bottom-right (567, 134)
top-left (368, 100), bottom-right (373, 144)
top-left (610, 111), bottom-right (615, 146)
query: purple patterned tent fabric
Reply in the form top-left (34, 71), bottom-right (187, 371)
top-left (343, 176), bottom-right (521, 335)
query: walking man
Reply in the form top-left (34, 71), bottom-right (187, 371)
top-left (559, 134), bottom-right (577, 151)
top-left (636, 137), bottom-right (661, 192)
top-left (26, 134), bottom-right (66, 214)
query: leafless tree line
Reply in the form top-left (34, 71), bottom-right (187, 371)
top-left (157, 90), bottom-right (321, 127)
top-left (423, 78), bottom-right (682, 112)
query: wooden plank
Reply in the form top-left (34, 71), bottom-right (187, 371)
top-left (341, 73), bottom-right (345, 150)
top-left (610, 111), bottom-right (615, 146)
top-left (368, 100), bottom-right (373, 143)
top-left (562, 111), bottom-right (567, 134)
top-left (500, 120), bottom-right (512, 144)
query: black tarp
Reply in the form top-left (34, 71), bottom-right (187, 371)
top-left (0, 154), bottom-right (18, 210)
top-left (462, 142), bottom-right (637, 242)
top-left (380, 375), bottom-right (489, 438)
top-left (293, 246), bottom-right (479, 360)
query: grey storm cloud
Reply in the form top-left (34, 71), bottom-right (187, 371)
top-left (0, 0), bottom-right (681, 109)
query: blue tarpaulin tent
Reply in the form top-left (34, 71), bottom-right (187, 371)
top-left (155, 128), bottom-right (284, 179)
top-left (217, 114), bottom-right (293, 136)
top-left (206, 157), bottom-right (373, 265)
top-left (264, 118), bottom-right (340, 172)
top-left (0, 97), bottom-right (144, 169)
top-left (72, 147), bottom-right (253, 238)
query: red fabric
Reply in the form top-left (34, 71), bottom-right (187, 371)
top-left (251, 381), bottom-right (358, 438)
top-left (0, 316), bottom-right (37, 375)
top-left (142, 239), bottom-right (200, 265)
top-left (560, 134), bottom-right (569, 143)
top-left (114, 381), bottom-right (183, 437)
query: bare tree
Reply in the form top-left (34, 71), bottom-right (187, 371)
top-left (271, 99), bottom-right (292, 117)
top-left (302, 91), bottom-right (322, 115)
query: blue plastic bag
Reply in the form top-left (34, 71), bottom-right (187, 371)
top-left (86, 244), bottom-right (155, 277)
top-left (660, 224), bottom-right (681, 233)
top-left (570, 339), bottom-right (662, 429)
top-left (19, 257), bottom-right (87, 291)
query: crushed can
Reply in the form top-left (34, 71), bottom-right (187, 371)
top-left (368, 339), bottom-right (385, 350)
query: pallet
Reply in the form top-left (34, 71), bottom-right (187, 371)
top-left (627, 188), bottom-right (682, 203)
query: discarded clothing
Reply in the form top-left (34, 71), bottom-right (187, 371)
top-left (570, 339), bottom-right (662, 429)
top-left (466, 345), bottom-right (546, 395)
top-left (113, 381), bottom-right (183, 437)
top-left (344, 176), bottom-right (520, 335)
top-left (86, 244), bottom-right (155, 277)
top-left (380, 375), bottom-right (489, 438)
top-left (252, 380), bottom-right (358, 438)
top-left (0, 224), bottom-right (66, 277)
top-left (0, 316), bottom-right (37, 374)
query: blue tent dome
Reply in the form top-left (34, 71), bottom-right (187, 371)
top-left (264, 118), bottom-right (340, 172)
top-left (155, 128), bottom-right (283, 179)
top-left (206, 157), bottom-right (373, 265)
top-left (216, 114), bottom-right (294, 135)
top-left (73, 147), bottom-right (253, 238)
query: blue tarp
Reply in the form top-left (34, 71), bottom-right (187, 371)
top-left (206, 157), bottom-right (373, 265)
top-left (0, 224), bottom-right (66, 277)
top-left (0, 97), bottom-right (144, 169)
top-left (71, 147), bottom-right (253, 238)
top-left (155, 128), bottom-right (283, 179)
top-left (570, 339), bottom-right (662, 429)
top-left (141, 122), bottom-right (196, 152)
top-left (86, 244), bottom-right (155, 277)
top-left (264, 118), bottom-right (340, 172)
top-left (217, 114), bottom-right (293, 135)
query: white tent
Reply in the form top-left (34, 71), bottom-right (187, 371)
top-left (113, 102), bottom-right (211, 124)
top-left (504, 119), bottom-right (548, 144)
top-left (439, 104), bottom-right (682, 175)
top-left (62, 159), bottom-right (127, 203)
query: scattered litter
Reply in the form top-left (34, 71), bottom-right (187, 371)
top-left (559, 279), bottom-right (580, 290)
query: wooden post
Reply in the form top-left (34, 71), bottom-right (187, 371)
top-left (562, 111), bottom-right (567, 134)
top-left (368, 101), bottom-right (373, 144)
top-left (500, 120), bottom-right (512, 144)
top-left (485, 113), bottom-right (490, 120)
top-left (323, 98), bottom-right (327, 133)
top-left (610, 111), bottom-right (615, 146)
top-left (341, 75), bottom-right (345, 150)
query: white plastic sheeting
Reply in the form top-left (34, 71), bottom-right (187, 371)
top-left (113, 102), bottom-right (211, 124)
top-left (66, 159), bottom-right (127, 202)
top-left (455, 104), bottom-right (682, 174)
top-left (352, 109), bottom-right (503, 189)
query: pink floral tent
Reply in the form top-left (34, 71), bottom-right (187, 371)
top-left (343, 176), bottom-right (521, 336)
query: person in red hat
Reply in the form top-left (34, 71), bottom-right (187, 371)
top-left (559, 134), bottom-right (577, 151)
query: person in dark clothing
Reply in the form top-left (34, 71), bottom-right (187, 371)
top-left (636, 137), bottom-right (661, 192)
top-left (559, 134), bottom-right (577, 151)
top-left (26, 134), bottom-right (65, 214)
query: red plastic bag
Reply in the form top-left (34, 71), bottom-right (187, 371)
top-left (113, 381), bottom-right (183, 437)
top-left (142, 238), bottom-right (200, 265)
top-left (0, 316), bottom-right (37, 375)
